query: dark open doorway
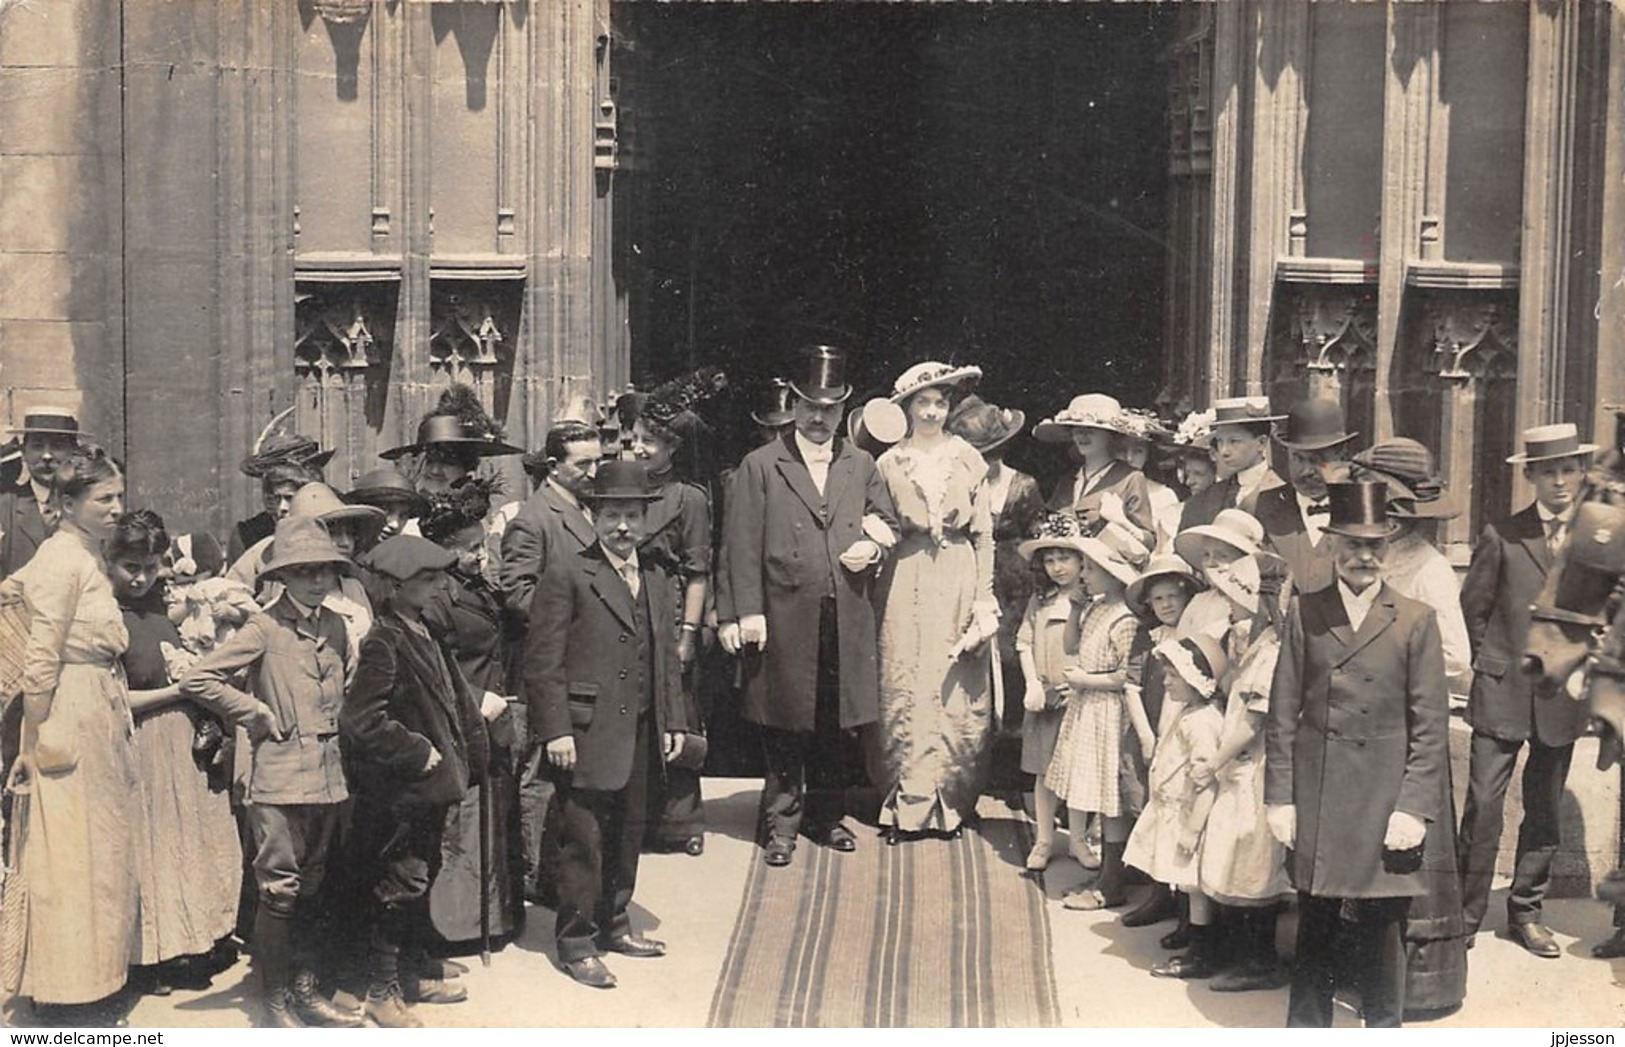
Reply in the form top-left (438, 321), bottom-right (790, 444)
top-left (611, 3), bottom-right (1177, 485)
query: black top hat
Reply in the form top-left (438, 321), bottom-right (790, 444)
top-left (788, 346), bottom-right (853, 406)
top-left (380, 414), bottom-right (524, 460)
top-left (751, 378), bottom-right (796, 429)
top-left (586, 459), bottom-right (661, 503)
top-left (8, 407), bottom-right (86, 439)
top-left (1275, 397), bottom-right (1357, 452)
top-left (1322, 481), bottom-right (1400, 540)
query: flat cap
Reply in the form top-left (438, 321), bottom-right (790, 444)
top-left (364, 534), bottom-right (457, 581)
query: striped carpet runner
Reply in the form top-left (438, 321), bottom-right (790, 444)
top-left (708, 796), bottom-right (1060, 1028)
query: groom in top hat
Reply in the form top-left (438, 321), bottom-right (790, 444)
top-left (1457, 422), bottom-right (1598, 958)
top-left (0, 406), bottom-right (84, 577)
top-left (1266, 481), bottom-right (1450, 1027)
top-left (720, 346), bottom-right (899, 868)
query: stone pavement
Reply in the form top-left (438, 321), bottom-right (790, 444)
top-left (9, 776), bottom-right (1623, 1029)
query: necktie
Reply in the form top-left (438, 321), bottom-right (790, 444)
top-left (1547, 517), bottom-right (1566, 558)
top-left (620, 561), bottom-right (640, 600)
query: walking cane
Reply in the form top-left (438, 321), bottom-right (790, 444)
top-left (478, 769), bottom-right (492, 968)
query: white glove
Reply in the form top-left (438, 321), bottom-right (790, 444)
top-left (839, 539), bottom-right (882, 573)
top-left (1266, 804), bottom-right (1296, 848)
top-left (861, 514), bottom-right (898, 549)
top-left (718, 621), bottom-right (743, 655)
top-left (480, 691), bottom-right (509, 721)
top-left (1384, 811), bottom-right (1427, 851)
top-left (738, 614), bottom-right (768, 649)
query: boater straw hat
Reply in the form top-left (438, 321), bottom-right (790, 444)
top-left (7, 407), bottom-right (87, 439)
top-left (1505, 423), bottom-right (1599, 464)
top-left (1032, 394), bottom-right (1125, 444)
top-left (1174, 507), bottom-right (1265, 567)
top-left (1321, 480), bottom-right (1401, 540)
top-left (1153, 632), bottom-right (1230, 702)
top-left (260, 516), bottom-right (352, 577)
top-left (1211, 396), bottom-right (1287, 428)
top-left (889, 361), bottom-right (983, 405)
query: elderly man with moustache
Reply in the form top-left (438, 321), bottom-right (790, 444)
top-left (1266, 481), bottom-right (1450, 1028)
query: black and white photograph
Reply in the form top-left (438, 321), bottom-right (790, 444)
top-left (0, 0), bottom-right (1622, 1031)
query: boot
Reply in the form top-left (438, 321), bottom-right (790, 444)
top-left (1121, 883), bottom-right (1178, 928)
top-left (290, 969), bottom-right (365, 1027)
top-left (1160, 893), bottom-right (1191, 950)
top-left (1151, 922), bottom-right (1218, 979)
top-left (253, 907), bottom-right (303, 1029)
top-left (1097, 839), bottom-right (1128, 908)
top-left (1209, 906), bottom-right (1289, 992)
top-left (364, 977), bottom-right (423, 1029)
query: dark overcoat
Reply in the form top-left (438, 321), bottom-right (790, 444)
top-left (1253, 483), bottom-right (1335, 595)
top-left (0, 478), bottom-right (49, 577)
top-left (1265, 582), bottom-right (1450, 898)
top-left (1459, 503), bottom-right (1590, 746)
top-left (723, 434), bottom-right (897, 733)
top-left (1177, 475), bottom-right (1238, 533)
top-left (342, 613), bottom-right (489, 813)
top-left (498, 481), bottom-right (597, 688)
top-left (523, 543), bottom-right (697, 792)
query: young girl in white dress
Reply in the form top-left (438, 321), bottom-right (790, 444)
top-left (1043, 526), bottom-right (1151, 910)
top-left (1123, 632), bottom-right (1228, 975)
top-left (1015, 512), bottom-right (1092, 871)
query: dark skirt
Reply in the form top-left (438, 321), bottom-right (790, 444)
top-left (1403, 762), bottom-right (1468, 1016)
top-left (427, 714), bottom-right (525, 947)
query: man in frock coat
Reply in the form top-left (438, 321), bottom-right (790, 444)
top-left (1265, 481), bottom-right (1450, 1027)
top-left (1251, 397), bottom-right (1360, 596)
top-left (1457, 423), bottom-right (1597, 958)
top-left (720, 346), bottom-right (899, 868)
top-left (0, 407), bottom-right (82, 577)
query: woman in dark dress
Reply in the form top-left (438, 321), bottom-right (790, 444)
top-left (418, 479), bottom-right (524, 948)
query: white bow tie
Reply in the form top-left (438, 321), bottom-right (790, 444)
top-left (803, 447), bottom-right (833, 465)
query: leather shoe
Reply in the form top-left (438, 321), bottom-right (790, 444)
top-left (764, 837), bottom-right (795, 867)
top-left (560, 956), bottom-right (617, 989)
top-left (1120, 887), bottom-right (1178, 928)
top-left (1160, 924), bottom-right (1191, 951)
top-left (402, 973), bottom-right (468, 1004)
top-left (599, 934), bottom-right (667, 958)
top-left (684, 835), bottom-right (705, 857)
top-left (1593, 929), bottom-right (1625, 959)
top-left (1208, 961), bottom-right (1289, 992)
top-left (1505, 921), bottom-right (1562, 959)
top-left (1150, 952), bottom-right (1218, 980)
top-left (808, 823), bottom-right (857, 852)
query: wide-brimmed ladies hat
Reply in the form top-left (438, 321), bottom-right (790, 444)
top-left (241, 433), bottom-right (333, 478)
top-left (788, 346), bottom-right (853, 406)
top-left (381, 414), bottom-right (524, 460)
top-left (1169, 408), bottom-right (1216, 459)
top-left (946, 395), bottom-right (1025, 456)
top-left (847, 398), bottom-right (908, 456)
top-left (751, 378), bottom-right (796, 429)
top-left (1116, 408), bottom-right (1172, 445)
top-left (7, 407), bottom-right (87, 440)
top-left (1274, 396), bottom-right (1357, 452)
top-left (1206, 553), bottom-right (1263, 615)
top-left (889, 361), bottom-right (982, 405)
top-left (1033, 394), bottom-right (1125, 444)
top-left (261, 516), bottom-right (353, 577)
top-left (1322, 480), bottom-right (1401, 540)
top-left (1153, 632), bottom-right (1230, 702)
top-left (1351, 439), bottom-right (1456, 520)
top-left (1018, 510), bottom-right (1091, 562)
top-left (1125, 553), bottom-right (1206, 618)
top-left (1076, 524), bottom-right (1152, 587)
top-left (1506, 422), bottom-right (1598, 464)
top-left (290, 482), bottom-right (386, 527)
top-left (1174, 507), bottom-right (1265, 567)
top-left (346, 467), bottom-right (429, 515)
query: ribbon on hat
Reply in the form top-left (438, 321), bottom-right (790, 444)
top-left (1156, 636), bottom-right (1219, 701)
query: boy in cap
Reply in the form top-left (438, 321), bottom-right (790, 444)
top-left (1457, 423), bottom-right (1598, 958)
top-left (1177, 397), bottom-right (1286, 532)
top-left (341, 535), bottom-right (489, 1025)
top-left (180, 516), bottom-right (362, 1028)
top-left (524, 460), bottom-right (701, 988)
